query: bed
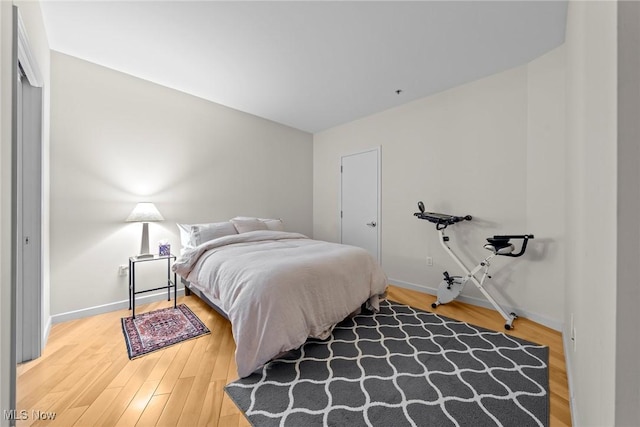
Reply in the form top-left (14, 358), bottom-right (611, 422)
top-left (171, 218), bottom-right (388, 378)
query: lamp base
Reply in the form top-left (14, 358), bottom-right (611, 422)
top-left (135, 223), bottom-right (153, 260)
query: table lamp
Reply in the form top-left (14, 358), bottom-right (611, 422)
top-left (126, 202), bottom-right (164, 259)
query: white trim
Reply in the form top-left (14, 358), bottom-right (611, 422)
top-left (339, 146), bottom-right (382, 263)
top-left (51, 288), bottom-right (186, 324)
top-left (388, 277), bottom-right (563, 332)
top-left (563, 322), bottom-right (578, 426)
top-left (41, 316), bottom-right (51, 349)
top-left (377, 146), bottom-right (381, 263)
top-left (16, 10), bottom-right (42, 88)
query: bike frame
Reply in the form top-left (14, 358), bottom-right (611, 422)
top-left (437, 228), bottom-right (517, 329)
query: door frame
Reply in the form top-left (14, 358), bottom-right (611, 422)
top-left (10, 4), bottom-right (44, 415)
top-left (339, 146), bottom-right (382, 263)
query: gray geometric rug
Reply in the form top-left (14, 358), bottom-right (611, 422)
top-left (225, 300), bottom-right (549, 427)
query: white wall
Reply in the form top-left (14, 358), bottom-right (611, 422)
top-left (50, 52), bottom-right (313, 318)
top-left (564, 1), bottom-right (618, 425)
top-left (616, 2), bottom-right (640, 424)
top-left (314, 47), bottom-right (565, 330)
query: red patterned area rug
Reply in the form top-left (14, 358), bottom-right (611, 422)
top-left (121, 304), bottom-right (210, 359)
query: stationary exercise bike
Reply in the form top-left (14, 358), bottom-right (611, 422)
top-left (414, 201), bottom-right (534, 330)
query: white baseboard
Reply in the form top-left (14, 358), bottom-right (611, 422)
top-left (389, 277), bottom-right (563, 332)
top-left (563, 324), bottom-right (578, 426)
top-left (51, 288), bottom-right (186, 324)
top-left (42, 316), bottom-right (51, 348)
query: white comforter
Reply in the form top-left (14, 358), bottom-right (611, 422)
top-left (172, 230), bottom-right (388, 378)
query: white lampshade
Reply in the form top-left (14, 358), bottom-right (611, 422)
top-left (126, 202), bottom-right (164, 223)
top-left (127, 202), bottom-right (164, 259)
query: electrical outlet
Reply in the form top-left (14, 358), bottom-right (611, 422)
top-left (426, 256), bottom-right (433, 266)
top-left (118, 265), bottom-right (129, 277)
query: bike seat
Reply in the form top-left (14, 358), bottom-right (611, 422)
top-left (484, 237), bottom-right (515, 255)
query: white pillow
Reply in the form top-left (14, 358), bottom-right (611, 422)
top-left (260, 218), bottom-right (284, 231)
top-left (177, 223), bottom-right (195, 249)
top-left (230, 217), bottom-right (268, 233)
top-left (191, 222), bottom-right (238, 246)
top-left (176, 221), bottom-right (238, 248)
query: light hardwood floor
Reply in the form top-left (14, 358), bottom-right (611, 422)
top-left (17, 285), bottom-right (571, 426)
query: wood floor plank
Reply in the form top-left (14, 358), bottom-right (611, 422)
top-left (210, 323), bottom-right (235, 382)
top-left (155, 377), bottom-right (195, 426)
top-left (179, 332), bottom-right (209, 379)
top-left (134, 394), bottom-right (170, 427)
top-left (94, 355), bottom-right (162, 426)
top-left (17, 363), bottom-right (76, 410)
top-left (217, 414), bottom-right (246, 427)
top-left (154, 340), bottom-right (196, 395)
top-left (219, 392), bottom-right (240, 418)
top-left (32, 405), bottom-right (87, 427)
top-left (196, 380), bottom-right (224, 427)
top-left (21, 355), bottom-right (113, 417)
top-left (69, 355), bottom-right (130, 408)
top-left (146, 345), bottom-right (179, 382)
top-left (17, 288), bottom-right (572, 427)
top-left (16, 391), bottom-right (66, 427)
top-left (176, 348), bottom-right (217, 426)
top-left (72, 387), bottom-right (122, 426)
top-left (108, 357), bottom-right (149, 390)
top-left (114, 380), bottom-right (160, 427)
top-left (50, 356), bottom-right (110, 394)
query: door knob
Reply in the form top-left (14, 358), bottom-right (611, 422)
top-left (366, 221), bottom-right (377, 227)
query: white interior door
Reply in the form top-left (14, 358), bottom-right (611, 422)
top-left (340, 148), bottom-right (380, 262)
top-left (16, 67), bottom-right (43, 363)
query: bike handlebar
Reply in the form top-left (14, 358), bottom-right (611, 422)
top-left (413, 212), bottom-right (473, 230)
top-left (492, 234), bottom-right (535, 240)
top-left (489, 234), bottom-right (535, 257)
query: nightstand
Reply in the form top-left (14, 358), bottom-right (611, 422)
top-left (128, 254), bottom-right (177, 318)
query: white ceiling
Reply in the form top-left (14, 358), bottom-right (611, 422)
top-left (40, 1), bottom-right (567, 133)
